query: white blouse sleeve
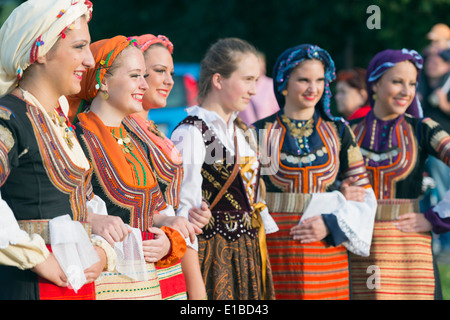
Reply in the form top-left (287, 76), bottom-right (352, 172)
top-left (434, 190), bottom-right (450, 219)
top-left (86, 194), bottom-right (109, 216)
top-left (171, 124), bottom-right (206, 251)
top-left (0, 191), bottom-right (34, 249)
top-left (0, 191), bottom-right (50, 269)
top-left (301, 188), bottom-right (377, 257)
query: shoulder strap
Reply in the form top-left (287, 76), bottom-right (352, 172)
top-left (209, 126), bottom-right (240, 210)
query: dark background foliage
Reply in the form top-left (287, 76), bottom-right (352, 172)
top-left (84, 0), bottom-right (450, 76)
top-left (2, 0), bottom-right (449, 76)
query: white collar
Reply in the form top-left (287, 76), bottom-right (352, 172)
top-left (186, 105), bottom-right (238, 134)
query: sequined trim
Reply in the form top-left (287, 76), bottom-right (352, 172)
top-left (280, 146), bottom-right (328, 165)
top-left (264, 115), bottom-right (340, 193)
top-left (359, 147), bottom-right (401, 163)
top-left (203, 210), bottom-right (257, 241)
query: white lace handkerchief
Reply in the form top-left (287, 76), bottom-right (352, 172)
top-left (114, 227), bottom-right (148, 281)
top-left (49, 214), bottom-right (100, 293)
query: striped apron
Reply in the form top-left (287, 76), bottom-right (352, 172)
top-left (265, 193), bottom-right (350, 300)
top-left (350, 199), bottom-right (435, 300)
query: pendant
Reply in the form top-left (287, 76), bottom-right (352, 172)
top-left (123, 136), bottom-right (131, 144)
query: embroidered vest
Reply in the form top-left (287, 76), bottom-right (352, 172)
top-left (123, 115), bottom-right (183, 210)
top-left (178, 116), bottom-right (257, 241)
top-left (262, 114), bottom-right (341, 194)
top-left (15, 100), bottom-right (92, 221)
top-left (352, 117), bottom-right (417, 199)
top-left (77, 123), bottom-right (166, 231)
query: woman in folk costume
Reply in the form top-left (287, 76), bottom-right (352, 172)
top-left (67, 35), bottom-right (186, 300)
top-left (253, 44), bottom-right (377, 300)
top-left (171, 38), bottom-right (277, 300)
top-left (0, 0), bottom-right (123, 300)
top-left (122, 34), bottom-right (212, 300)
top-left (349, 49), bottom-right (450, 300)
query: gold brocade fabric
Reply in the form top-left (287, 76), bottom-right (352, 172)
top-left (240, 156), bottom-right (269, 299)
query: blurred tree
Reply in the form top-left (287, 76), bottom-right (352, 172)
top-left (88, 0), bottom-right (449, 75)
top-left (0, 0), bottom-right (20, 25)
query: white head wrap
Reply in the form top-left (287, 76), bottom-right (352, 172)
top-left (0, 0), bottom-right (93, 96)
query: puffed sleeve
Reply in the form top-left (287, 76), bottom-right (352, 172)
top-left (171, 123), bottom-right (206, 251)
top-left (424, 189), bottom-right (450, 234)
top-left (155, 226), bottom-right (187, 268)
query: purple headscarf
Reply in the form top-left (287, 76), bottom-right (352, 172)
top-left (366, 48), bottom-right (424, 118)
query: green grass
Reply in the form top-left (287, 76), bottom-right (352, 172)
top-left (438, 263), bottom-right (450, 300)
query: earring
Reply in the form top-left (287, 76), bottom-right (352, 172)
top-left (100, 90), bottom-right (109, 100)
top-left (282, 90), bottom-right (288, 96)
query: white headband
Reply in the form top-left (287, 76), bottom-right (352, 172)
top-left (0, 0), bottom-right (93, 96)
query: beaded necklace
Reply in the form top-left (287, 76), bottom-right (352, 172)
top-left (49, 108), bottom-right (75, 150)
top-left (365, 118), bottom-right (395, 166)
top-left (17, 85), bottom-right (75, 150)
top-left (111, 128), bottom-right (147, 186)
top-left (281, 114), bottom-right (314, 156)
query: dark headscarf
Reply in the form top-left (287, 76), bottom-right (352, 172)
top-left (366, 48), bottom-right (424, 118)
top-left (273, 44), bottom-right (343, 122)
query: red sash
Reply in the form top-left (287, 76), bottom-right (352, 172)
top-left (38, 245), bottom-right (95, 300)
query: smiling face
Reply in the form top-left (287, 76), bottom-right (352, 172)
top-left (142, 45), bottom-right (174, 110)
top-left (218, 52), bottom-right (260, 114)
top-left (43, 16), bottom-right (94, 97)
top-left (284, 59), bottom-right (325, 115)
top-left (102, 46), bottom-right (149, 117)
top-left (372, 60), bottom-right (418, 120)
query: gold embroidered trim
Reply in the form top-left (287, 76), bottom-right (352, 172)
top-left (347, 144), bottom-right (364, 165)
top-left (423, 117), bottom-right (439, 130)
top-left (201, 167), bottom-right (242, 210)
top-left (431, 130), bottom-right (449, 150)
top-left (0, 124), bottom-right (14, 151)
top-left (0, 108), bottom-right (11, 121)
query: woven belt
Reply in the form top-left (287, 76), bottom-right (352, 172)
top-left (18, 219), bottom-right (92, 245)
top-left (375, 199), bottom-right (420, 221)
top-left (265, 192), bottom-right (312, 213)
